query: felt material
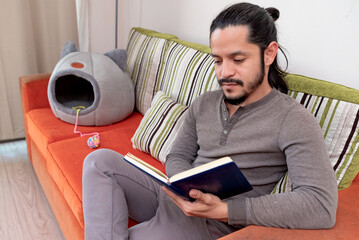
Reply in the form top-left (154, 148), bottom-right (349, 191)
top-left (104, 48), bottom-right (127, 72)
top-left (48, 46), bottom-right (135, 126)
top-left (60, 40), bottom-right (78, 58)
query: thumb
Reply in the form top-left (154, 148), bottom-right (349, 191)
top-left (189, 189), bottom-right (207, 201)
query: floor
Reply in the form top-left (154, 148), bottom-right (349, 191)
top-left (0, 140), bottom-right (65, 240)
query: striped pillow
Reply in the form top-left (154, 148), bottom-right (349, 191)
top-left (126, 28), bottom-right (177, 114)
top-left (271, 172), bottom-right (291, 194)
top-left (156, 39), bottom-right (220, 106)
top-left (131, 91), bottom-right (188, 163)
top-left (273, 75), bottom-right (359, 193)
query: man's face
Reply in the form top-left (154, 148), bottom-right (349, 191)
top-left (210, 25), bottom-right (265, 105)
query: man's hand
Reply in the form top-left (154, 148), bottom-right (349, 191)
top-left (162, 186), bottom-right (228, 222)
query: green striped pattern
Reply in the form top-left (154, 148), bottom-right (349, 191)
top-left (125, 28), bottom-right (358, 192)
top-left (273, 79), bottom-right (359, 193)
top-left (156, 39), bottom-right (219, 106)
top-left (126, 28), bottom-right (177, 114)
top-left (271, 172), bottom-right (291, 194)
top-left (131, 91), bottom-right (188, 163)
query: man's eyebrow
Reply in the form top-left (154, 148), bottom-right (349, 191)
top-left (211, 51), bottom-right (247, 58)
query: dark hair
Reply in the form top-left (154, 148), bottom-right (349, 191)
top-left (210, 2), bottom-right (288, 94)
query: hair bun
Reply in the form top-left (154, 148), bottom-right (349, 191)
top-left (266, 7), bottom-right (280, 21)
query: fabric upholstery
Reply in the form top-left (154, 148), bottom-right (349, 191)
top-left (26, 108), bottom-right (126, 159)
top-left (272, 74), bottom-right (359, 193)
top-left (31, 141), bottom-right (84, 240)
top-left (20, 27), bottom-right (359, 240)
top-left (126, 27), bottom-right (178, 114)
top-left (47, 111), bottom-right (164, 228)
top-left (20, 73), bottom-right (51, 160)
top-left (131, 91), bottom-right (188, 163)
top-left (20, 73), bottom-right (51, 113)
top-left (221, 175), bottom-right (359, 240)
top-left (156, 39), bottom-right (220, 106)
top-left (48, 50), bottom-right (135, 126)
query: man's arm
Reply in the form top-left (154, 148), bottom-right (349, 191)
top-left (164, 96), bottom-right (233, 221)
top-left (166, 105), bottom-right (338, 229)
top-left (227, 107), bottom-right (338, 229)
top-left (165, 98), bottom-right (200, 177)
top-left (167, 94), bottom-right (337, 229)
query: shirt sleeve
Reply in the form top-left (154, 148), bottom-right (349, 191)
top-left (165, 98), bottom-right (200, 178)
top-left (227, 106), bottom-right (338, 229)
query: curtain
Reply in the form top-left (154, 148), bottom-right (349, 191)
top-left (76, 0), bottom-right (90, 52)
top-left (0, 0), bottom-right (78, 141)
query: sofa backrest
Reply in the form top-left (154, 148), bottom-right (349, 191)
top-left (283, 74), bottom-right (359, 190)
top-left (155, 39), bottom-right (219, 106)
top-left (126, 27), bottom-right (359, 191)
top-left (126, 27), bottom-right (219, 114)
top-left (126, 27), bottom-right (178, 114)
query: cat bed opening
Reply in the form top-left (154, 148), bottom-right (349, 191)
top-left (48, 45), bottom-right (134, 126)
top-left (55, 74), bottom-right (95, 109)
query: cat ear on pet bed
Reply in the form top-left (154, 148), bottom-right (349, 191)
top-left (61, 40), bottom-right (79, 58)
top-left (104, 49), bottom-right (127, 72)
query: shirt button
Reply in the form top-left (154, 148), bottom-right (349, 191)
top-left (223, 129), bottom-right (228, 134)
top-left (224, 117), bottom-right (228, 122)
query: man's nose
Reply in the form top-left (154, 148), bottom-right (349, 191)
top-left (220, 61), bottom-right (235, 78)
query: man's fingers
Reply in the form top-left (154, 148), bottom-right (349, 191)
top-left (161, 186), bottom-right (187, 205)
top-left (190, 189), bottom-right (213, 204)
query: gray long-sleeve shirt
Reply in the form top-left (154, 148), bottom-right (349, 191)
top-left (166, 89), bottom-right (338, 229)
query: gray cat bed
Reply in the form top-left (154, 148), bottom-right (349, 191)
top-left (48, 41), bottom-right (134, 126)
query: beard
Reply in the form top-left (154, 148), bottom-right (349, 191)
top-left (219, 58), bottom-right (265, 106)
top-left (223, 89), bottom-right (249, 105)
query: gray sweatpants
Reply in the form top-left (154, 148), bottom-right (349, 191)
top-left (82, 149), bottom-right (235, 240)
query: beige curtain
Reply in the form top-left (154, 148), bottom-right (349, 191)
top-left (0, 0), bottom-right (78, 141)
top-left (76, 0), bottom-right (90, 52)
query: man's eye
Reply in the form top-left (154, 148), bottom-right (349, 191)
top-left (214, 60), bottom-right (222, 65)
top-left (234, 59), bottom-right (245, 63)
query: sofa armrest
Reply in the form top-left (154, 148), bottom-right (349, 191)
top-left (20, 73), bottom-right (51, 162)
top-left (219, 174), bottom-right (359, 240)
top-left (20, 73), bottom-right (51, 113)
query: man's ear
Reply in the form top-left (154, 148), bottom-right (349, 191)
top-left (264, 41), bottom-right (278, 66)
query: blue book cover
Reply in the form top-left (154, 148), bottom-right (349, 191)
top-left (123, 153), bottom-right (252, 201)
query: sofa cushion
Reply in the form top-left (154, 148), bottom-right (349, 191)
top-left (126, 27), bottom-right (178, 115)
top-left (272, 74), bottom-right (359, 193)
top-left (47, 112), bottom-right (164, 228)
top-left (132, 91), bottom-right (188, 163)
top-left (156, 39), bottom-right (220, 106)
top-left (26, 108), bottom-right (128, 161)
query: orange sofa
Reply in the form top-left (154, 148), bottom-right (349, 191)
top-left (20, 28), bottom-right (359, 239)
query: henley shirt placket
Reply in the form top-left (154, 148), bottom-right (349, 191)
top-left (220, 101), bottom-right (241, 146)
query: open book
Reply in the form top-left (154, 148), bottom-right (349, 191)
top-left (123, 153), bottom-right (252, 201)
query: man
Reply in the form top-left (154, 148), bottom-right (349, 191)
top-left (82, 3), bottom-right (338, 240)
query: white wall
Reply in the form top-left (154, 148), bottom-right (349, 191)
top-left (89, 0), bottom-right (359, 90)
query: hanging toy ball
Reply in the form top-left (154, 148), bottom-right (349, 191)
top-left (87, 135), bottom-right (100, 149)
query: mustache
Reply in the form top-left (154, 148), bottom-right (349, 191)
top-left (218, 78), bottom-right (244, 87)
